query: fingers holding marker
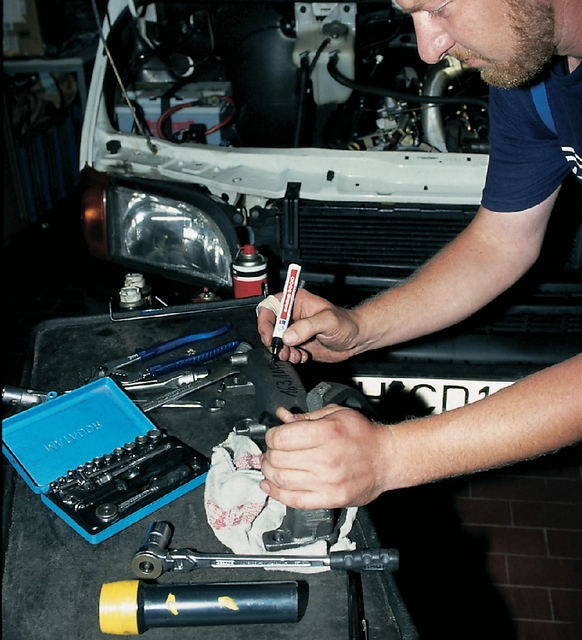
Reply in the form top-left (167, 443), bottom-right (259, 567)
top-left (256, 287), bottom-right (310, 363)
top-left (257, 286), bottom-right (360, 364)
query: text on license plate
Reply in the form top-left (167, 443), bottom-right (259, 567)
top-left (352, 376), bottom-right (514, 415)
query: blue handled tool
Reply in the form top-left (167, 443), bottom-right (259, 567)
top-left (146, 340), bottom-right (242, 378)
top-left (84, 322), bottom-right (234, 383)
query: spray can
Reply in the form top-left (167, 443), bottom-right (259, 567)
top-left (232, 244), bottom-right (268, 298)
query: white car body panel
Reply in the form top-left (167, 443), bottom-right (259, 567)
top-left (81, 0), bottom-right (488, 209)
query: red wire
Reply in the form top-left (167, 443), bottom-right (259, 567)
top-left (156, 101), bottom-right (196, 139)
top-left (156, 96), bottom-right (236, 141)
top-left (205, 96), bottom-right (236, 135)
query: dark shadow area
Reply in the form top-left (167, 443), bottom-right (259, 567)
top-left (367, 482), bottom-right (517, 640)
top-left (3, 187), bottom-right (88, 388)
top-left (367, 390), bottom-right (516, 639)
top-left (297, 373), bottom-right (519, 640)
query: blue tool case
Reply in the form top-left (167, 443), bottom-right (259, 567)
top-left (2, 378), bottom-right (209, 544)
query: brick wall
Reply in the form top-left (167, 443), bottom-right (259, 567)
top-left (455, 443), bottom-right (582, 640)
top-left (368, 441), bottom-right (581, 639)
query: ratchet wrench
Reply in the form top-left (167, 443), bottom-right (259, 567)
top-left (131, 521), bottom-right (399, 579)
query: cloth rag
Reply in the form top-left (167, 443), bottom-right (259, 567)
top-left (204, 431), bottom-right (357, 572)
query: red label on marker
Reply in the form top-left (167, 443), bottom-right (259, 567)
top-left (273, 264), bottom-right (301, 339)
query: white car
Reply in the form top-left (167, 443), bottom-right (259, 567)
top-left (80, 0), bottom-right (581, 409)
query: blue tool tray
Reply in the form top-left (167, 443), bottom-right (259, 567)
top-left (2, 378), bottom-right (209, 544)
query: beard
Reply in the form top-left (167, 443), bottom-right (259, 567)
top-left (451, 0), bottom-right (557, 88)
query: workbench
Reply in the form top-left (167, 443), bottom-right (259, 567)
top-left (2, 299), bottom-right (417, 640)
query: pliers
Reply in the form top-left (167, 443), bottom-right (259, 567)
top-left (83, 322), bottom-right (240, 384)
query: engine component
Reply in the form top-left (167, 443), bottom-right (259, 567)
top-left (292, 2), bottom-right (356, 105)
top-left (104, 3), bottom-right (489, 152)
top-left (421, 56), bottom-right (488, 153)
top-left (261, 380), bottom-right (374, 551)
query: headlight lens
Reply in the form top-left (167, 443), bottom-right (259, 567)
top-left (111, 186), bottom-right (234, 287)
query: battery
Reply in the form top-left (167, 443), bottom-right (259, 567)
top-left (115, 82), bottom-right (232, 145)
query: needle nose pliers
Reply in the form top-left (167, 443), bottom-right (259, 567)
top-left (83, 322), bottom-right (240, 384)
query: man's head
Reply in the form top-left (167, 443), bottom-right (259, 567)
top-left (451, 0), bottom-right (556, 88)
top-left (395, 0), bottom-right (558, 88)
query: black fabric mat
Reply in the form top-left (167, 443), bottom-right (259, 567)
top-left (2, 299), bottom-right (413, 640)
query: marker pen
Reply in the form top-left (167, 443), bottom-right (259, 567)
top-left (271, 263), bottom-right (302, 363)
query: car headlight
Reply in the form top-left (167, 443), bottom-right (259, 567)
top-left (108, 184), bottom-right (238, 288)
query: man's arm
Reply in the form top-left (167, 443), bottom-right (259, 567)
top-left (260, 354), bottom-right (582, 509)
top-left (258, 189), bottom-right (561, 363)
top-left (352, 193), bottom-right (559, 350)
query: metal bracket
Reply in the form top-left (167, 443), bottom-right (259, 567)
top-left (281, 182), bottom-right (301, 262)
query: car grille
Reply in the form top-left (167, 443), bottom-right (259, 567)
top-left (295, 204), bottom-right (475, 270)
top-left (483, 309), bottom-right (582, 333)
top-left (278, 201), bottom-right (582, 337)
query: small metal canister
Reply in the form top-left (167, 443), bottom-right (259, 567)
top-left (232, 244), bottom-right (268, 298)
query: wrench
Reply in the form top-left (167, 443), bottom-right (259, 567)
top-left (131, 521), bottom-right (399, 580)
top-left (139, 343), bottom-right (253, 412)
top-left (133, 396), bottom-right (225, 411)
top-left (116, 466), bottom-right (194, 514)
top-left (140, 367), bottom-right (238, 412)
top-left (122, 370), bottom-right (210, 392)
top-left (157, 397), bottom-right (226, 411)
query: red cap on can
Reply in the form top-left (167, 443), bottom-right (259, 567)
top-left (233, 245), bottom-right (268, 298)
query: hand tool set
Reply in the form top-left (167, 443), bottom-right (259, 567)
top-left (3, 302), bottom-right (411, 638)
top-left (46, 430), bottom-right (209, 538)
top-left (2, 322), bottom-right (244, 543)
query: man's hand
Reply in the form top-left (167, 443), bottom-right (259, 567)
top-left (260, 356), bottom-right (582, 510)
top-left (256, 289), bottom-right (362, 363)
top-left (260, 405), bottom-right (394, 509)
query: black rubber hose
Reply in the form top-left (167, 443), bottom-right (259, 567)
top-left (294, 54), bottom-right (310, 147)
top-left (327, 53), bottom-right (489, 111)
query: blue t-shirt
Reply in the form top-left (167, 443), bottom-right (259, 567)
top-left (482, 57), bottom-right (582, 212)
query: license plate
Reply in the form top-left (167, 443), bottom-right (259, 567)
top-left (352, 376), bottom-right (514, 415)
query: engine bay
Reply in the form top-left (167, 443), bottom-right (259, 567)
top-left (103, 1), bottom-right (490, 154)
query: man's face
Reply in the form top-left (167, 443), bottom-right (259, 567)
top-left (396, 0), bottom-right (557, 88)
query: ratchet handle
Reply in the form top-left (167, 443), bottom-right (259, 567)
top-left (330, 548), bottom-right (399, 572)
top-left (147, 340), bottom-right (242, 377)
top-left (136, 322), bottom-right (232, 361)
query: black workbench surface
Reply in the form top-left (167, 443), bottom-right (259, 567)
top-left (2, 299), bottom-right (416, 640)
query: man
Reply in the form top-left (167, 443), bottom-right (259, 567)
top-left (256, 0), bottom-right (582, 510)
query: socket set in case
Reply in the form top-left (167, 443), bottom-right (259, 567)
top-left (2, 378), bottom-right (209, 544)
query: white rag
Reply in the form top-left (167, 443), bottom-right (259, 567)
top-left (204, 431), bottom-right (357, 572)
